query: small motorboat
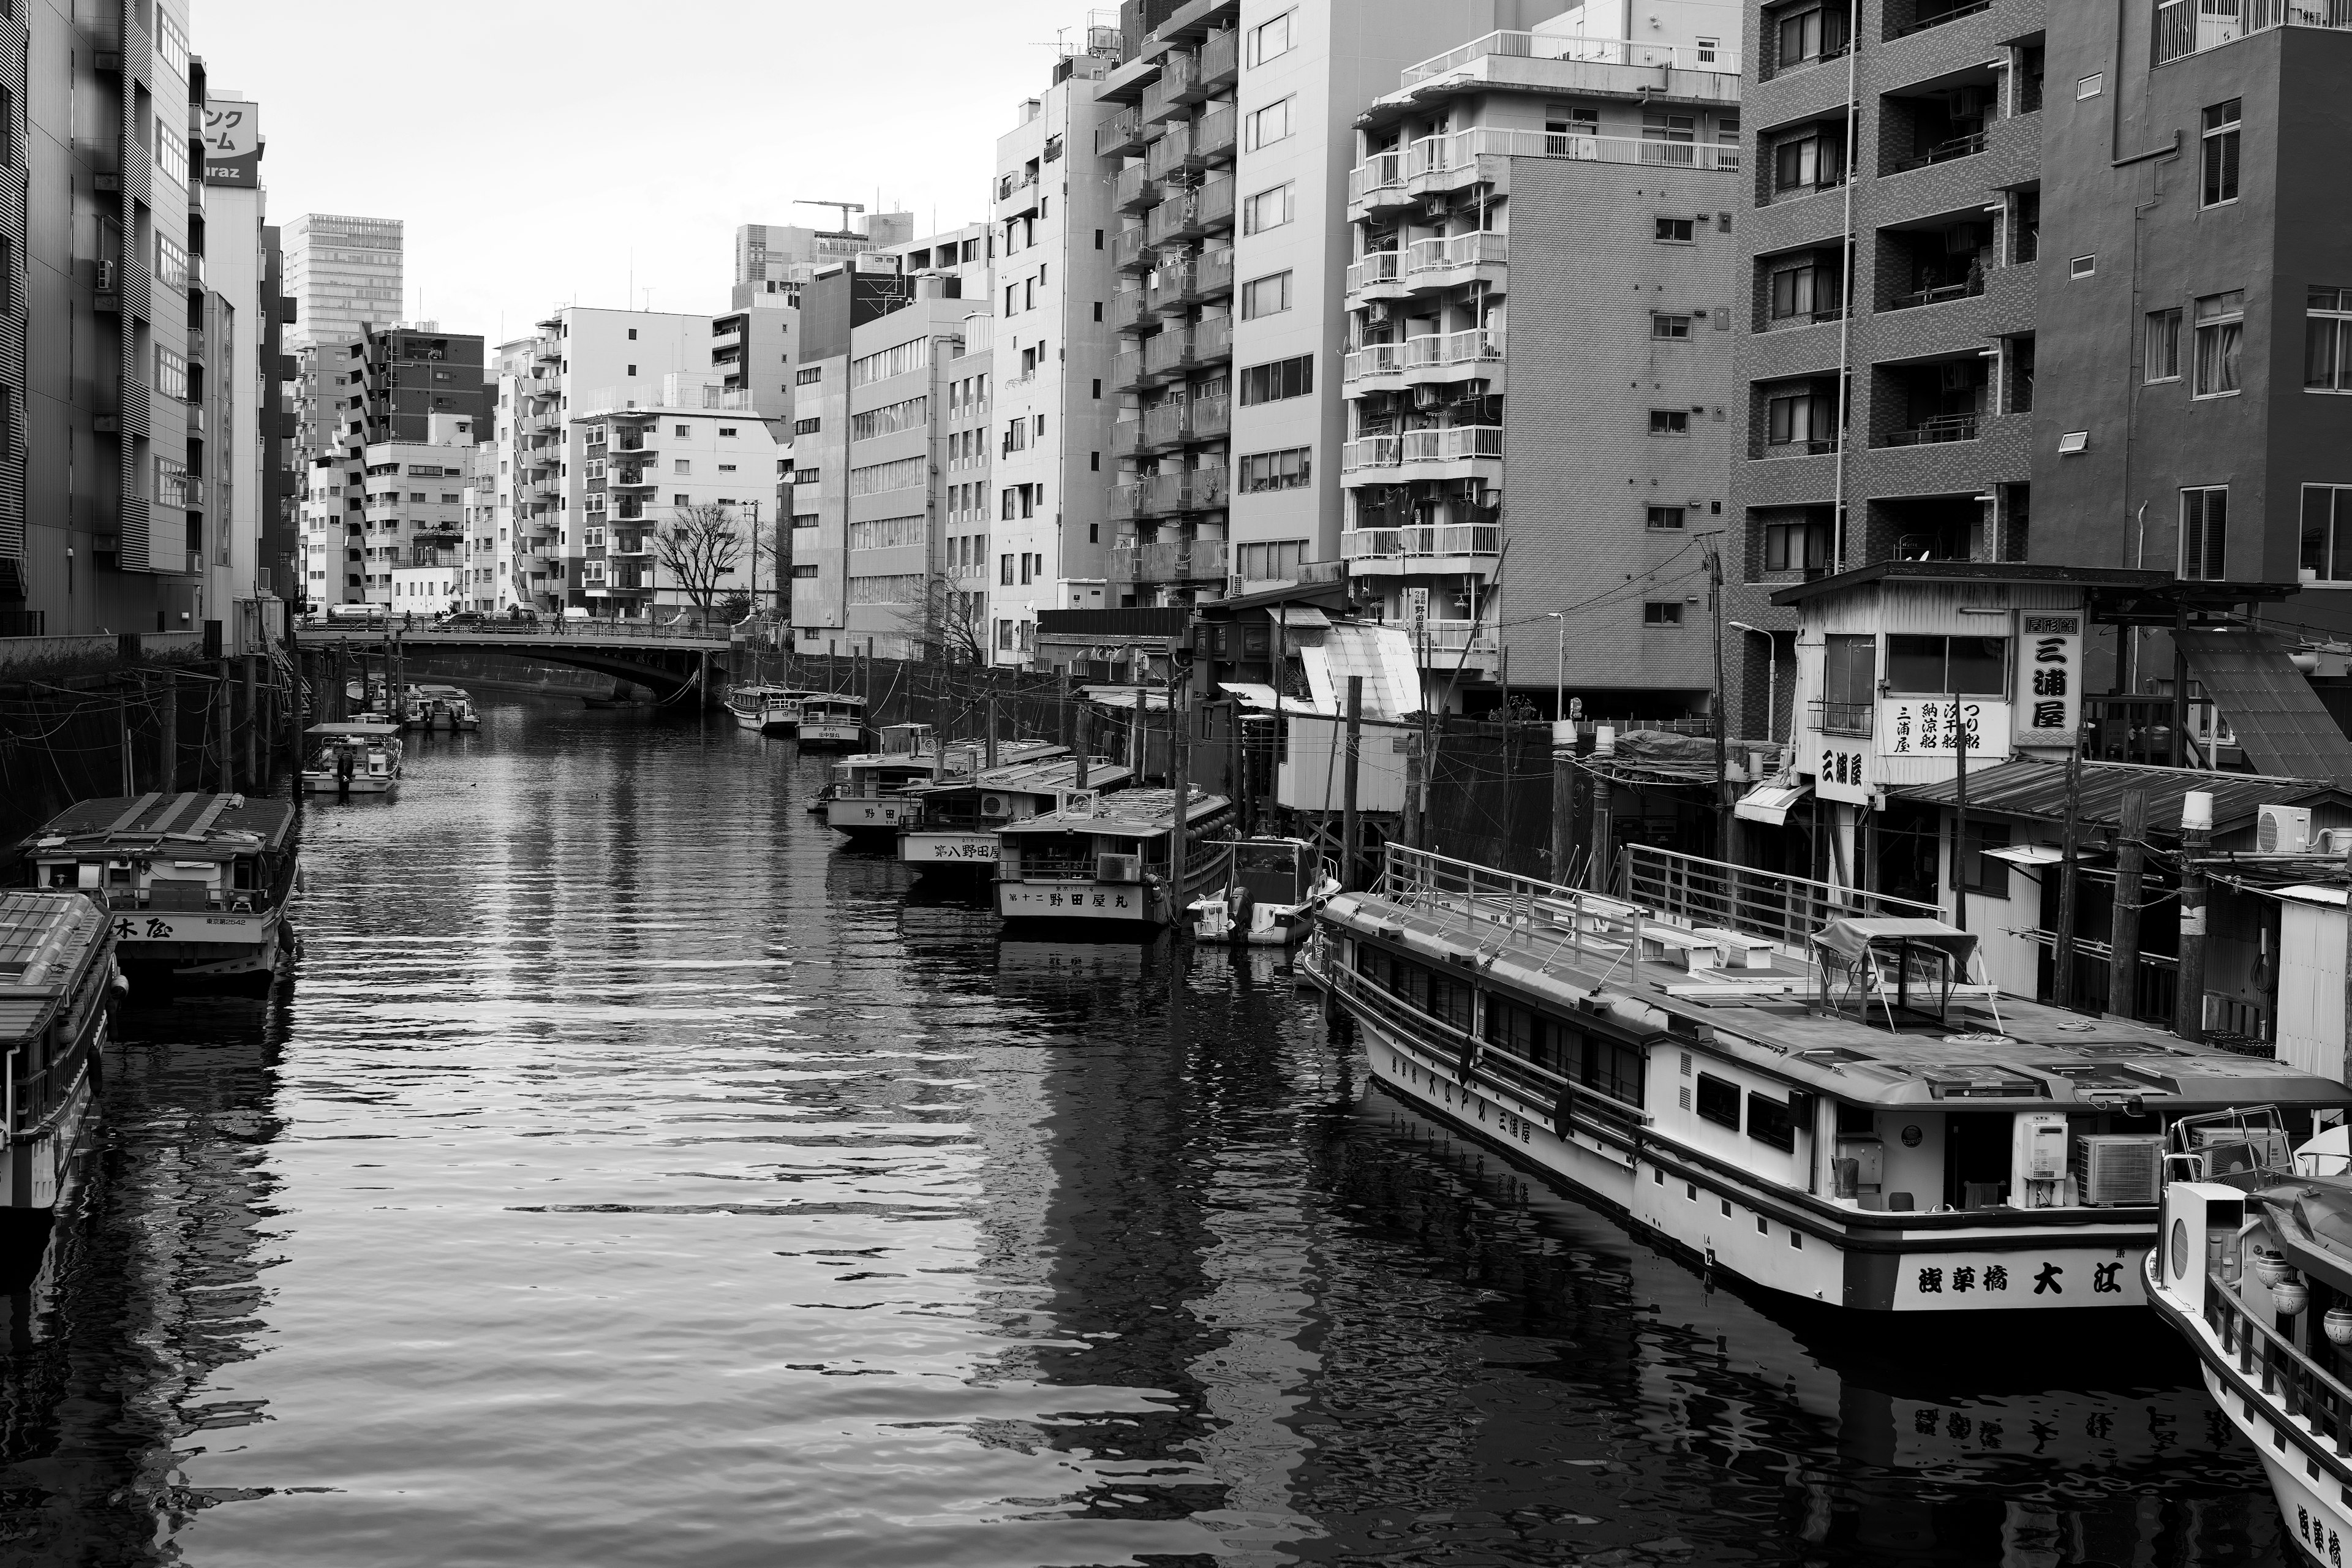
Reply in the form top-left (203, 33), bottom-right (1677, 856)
top-left (301, 723), bottom-right (404, 796)
top-left (414, 684), bottom-right (480, 732)
top-left (1186, 835), bottom-right (1340, 944)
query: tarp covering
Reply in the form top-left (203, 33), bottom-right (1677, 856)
top-left (1733, 782), bottom-right (1809, 826)
top-left (1813, 917), bottom-right (1980, 971)
top-left (2176, 627), bottom-right (2352, 780)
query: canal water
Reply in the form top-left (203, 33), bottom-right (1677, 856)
top-left (0, 696), bottom-right (2291, 1566)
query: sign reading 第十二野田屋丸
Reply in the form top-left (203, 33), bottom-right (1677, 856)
top-left (2012, 613), bottom-right (2084, 749)
top-left (202, 98), bottom-right (260, 187)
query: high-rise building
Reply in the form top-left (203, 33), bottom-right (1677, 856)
top-left (1340, 11), bottom-right (1741, 710)
top-left (733, 215), bottom-right (914, 310)
top-left (283, 214), bottom-right (404, 350)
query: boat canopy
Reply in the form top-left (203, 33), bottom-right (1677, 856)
top-left (308, 722), bottom-right (402, 739)
top-left (1813, 918), bottom-right (1978, 971)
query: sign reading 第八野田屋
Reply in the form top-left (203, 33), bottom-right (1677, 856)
top-left (2012, 614), bottom-right (2083, 748)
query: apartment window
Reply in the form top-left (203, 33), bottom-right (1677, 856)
top-left (628, 328), bottom-right (639, 341)
top-left (673, 494), bottom-right (688, 507)
top-left (154, 119), bottom-right (188, 187)
top-left (2201, 100), bottom-right (2241, 208)
top-left (2070, 255), bottom-right (2096, 279)
top-left (1642, 110), bottom-right (1697, 154)
top-left (1239, 355), bottom-right (1313, 405)
top-left (1242, 271), bottom-right (1294, 320)
top-left (2181, 486), bottom-right (2228, 581)
top-left (156, 9), bottom-right (190, 72)
top-left (1651, 312), bottom-right (1692, 339)
top-left (790, 564), bottom-right (818, 580)
top-left (1655, 217), bottom-right (1695, 243)
top-left (1772, 128), bottom-right (1845, 195)
top-left (1773, 2), bottom-right (1849, 69)
top-left (2193, 290), bottom-right (2244, 398)
top-left (1649, 410), bottom-right (1689, 435)
top-left (795, 366), bottom-right (823, 386)
top-left (1644, 601), bottom-right (1685, 627)
top-left (2307, 288), bottom-right (2352, 393)
top-left (2301, 486), bottom-right (2352, 582)
top-left (2146, 307), bottom-right (2183, 382)
top-left (1242, 183), bottom-right (1295, 235)
top-left (156, 346), bottom-right (189, 401)
top-left (1767, 387), bottom-right (1838, 447)
top-left (1248, 10), bottom-right (1295, 66)
top-left (1769, 255), bottom-right (1844, 322)
top-left (1245, 97), bottom-right (1295, 151)
top-left (626, 364), bottom-right (637, 376)
top-left (719, 426), bottom-right (738, 437)
top-left (999, 553), bottom-right (1015, 586)
top-left (1697, 36), bottom-right (1721, 64)
top-left (1238, 447), bottom-right (1311, 492)
top-left (1646, 506), bottom-right (1686, 530)
top-left (2078, 74), bottom-right (2103, 100)
top-left (155, 232), bottom-right (190, 289)
top-left (1235, 540), bottom-right (1309, 581)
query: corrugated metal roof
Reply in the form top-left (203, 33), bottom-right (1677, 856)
top-left (1895, 757), bottom-right (2345, 835)
top-left (2177, 627), bottom-right (2352, 780)
top-left (28, 794), bottom-right (296, 850)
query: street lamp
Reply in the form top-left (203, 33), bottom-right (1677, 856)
top-left (1727, 622), bottom-right (1777, 743)
top-left (1547, 611), bottom-right (1566, 722)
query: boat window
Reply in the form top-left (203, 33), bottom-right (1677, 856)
top-left (1748, 1092), bottom-right (1798, 1152)
top-left (233, 859), bottom-right (255, 889)
top-left (1834, 1101), bottom-right (1877, 1136)
top-left (1695, 1072), bottom-right (1741, 1130)
top-left (43, 863), bottom-right (72, 888)
top-left (1427, 971), bottom-right (1474, 1033)
top-left (1483, 998), bottom-right (1559, 1073)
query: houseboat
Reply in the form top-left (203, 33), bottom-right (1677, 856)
top-left (725, 684), bottom-right (813, 736)
top-left (0, 890), bottom-right (119, 1252)
top-left (2151, 1115), bottom-right (2352, 1562)
top-left (1187, 836), bottom-right (1338, 945)
top-left (18, 793), bottom-right (300, 994)
top-left (413, 684), bottom-right (479, 732)
top-left (897, 757), bottom-right (1134, 878)
top-left (1303, 842), bottom-right (2352, 1314)
top-left (300, 722), bottom-right (404, 795)
top-left (796, 693), bottom-right (867, 749)
top-left (995, 787), bottom-right (1234, 930)
top-left (821, 727), bottom-right (1067, 843)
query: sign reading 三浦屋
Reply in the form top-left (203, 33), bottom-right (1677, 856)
top-left (2012, 614), bottom-right (2083, 748)
top-left (1878, 698), bottom-right (2010, 758)
top-left (202, 99), bottom-right (261, 187)
top-left (1815, 739), bottom-right (1871, 804)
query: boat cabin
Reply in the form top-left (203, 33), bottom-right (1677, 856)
top-left (19, 794), bottom-right (298, 917)
top-left (996, 788), bottom-right (1234, 924)
top-left (797, 694), bottom-right (867, 746)
top-left (916, 758), bottom-right (1133, 830)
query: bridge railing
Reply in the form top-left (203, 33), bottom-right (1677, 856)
top-left (298, 619), bottom-right (735, 644)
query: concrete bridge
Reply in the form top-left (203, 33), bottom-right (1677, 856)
top-left (293, 622), bottom-right (734, 703)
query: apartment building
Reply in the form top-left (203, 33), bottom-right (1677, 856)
top-left (458, 439), bottom-right (499, 614)
top-left (990, 43), bottom-right (1124, 663)
top-left (708, 305), bottom-right (797, 419)
top-left (282, 213), bottom-right (402, 351)
top-left (298, 325), bottom-right (486, 605)
top-left (791, 261), bottom-right (992, 657)
top-left (350, 417), bottom-right (475, 612)
top-left (573, 380), bottom-right (787, 616)
top-left (733, 216), bottom-right (914, 310)
top-left (1340, 9), bottom-right (1741, 710)
top-left (1098, 0), bottom-right (1559, 625)
top-left (493, 307), bottom-right (714, 617)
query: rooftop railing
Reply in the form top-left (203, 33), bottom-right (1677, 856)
top-left (1398, 29), bottom-right (1738, 87)
top-left (2154, 0), bottom-right (2352, 62)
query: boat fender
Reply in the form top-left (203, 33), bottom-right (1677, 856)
top-left (108, 970), bottom-right (130, 1001)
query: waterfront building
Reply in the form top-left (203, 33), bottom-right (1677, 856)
top-left (282, 213), bottom-right (403, 351)
top-left (1340, 9), bottom-right (1741, 709)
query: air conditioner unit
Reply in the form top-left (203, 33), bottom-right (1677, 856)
top-left (1459, 379), bottom-right (1491, 399)
top-left (2258, 804), bottom-right (2313, 854)
top-left (2073, 1134), bottom-right (2165, 1207)
top-left (1366, 301), bottom-right (1392, 325)
top-left (980, 793), bottom-right (1011, 818)
top-left (2319, 827), bottom-right (2352, 856)
top-left (1411, 385), bottom-right (1444, 410)
top-left (1421, 198), bottom-right (1448, 219)
top-left (96, 260), bottom-right (116, 292)
top-left (1096, 851), bottom-right (1143, 883)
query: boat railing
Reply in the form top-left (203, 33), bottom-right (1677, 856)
top-left (1622, 843), bottom-right (1938, 957)
top-left (2205, 1270), bottom-right (2352, 1457)
top-left (1376, 843), bottom-right (1664, 970)
top-left (7, 1038), bottom-right (86, 1140)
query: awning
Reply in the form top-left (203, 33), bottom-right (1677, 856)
top-left (1814, 916), bottom-right (1979, 971)
top-left (2176, 627), bottom-right (2352, 779)
top-left (1733, 782), bottom-right (1810, 826)
top-left (1217, 682), bottom-right (1336, 716)
top-left (1983, 843), bottom-right (2068, 867)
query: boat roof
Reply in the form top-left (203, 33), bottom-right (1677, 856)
top-left (733, 685), bottom-right (818, 699)
top-left (915, 759), bottom-right (1135, 799)
top-left (801, 693), bottom-right (865, 709)
top-left (0, 891), bottom-right (108, 1043)
top-left (1001, 787), bottom-right (1232, 839)
top-left (309, 722), bottom-right (403, 738)
top-left (415, 684), bottom-right (467, 697)
top-left (1326, 886), bottom-right (2352, 1112)
top-left (23, 793), bottom-right (298, 856)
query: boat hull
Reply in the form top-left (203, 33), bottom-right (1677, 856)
top-left (1324, 962), bottom-right (2154, 1314)
top-left (998, 877), bottom-right (1167, 928)
top-left (798, 722), bottom-right (862, 748)
top-left (108, 907), bottom-right (288, 994)
top-left (1190, 898), bottom-right (1319, 944)
top-left (300, 771), bottom-right (398, 795)
top-left (826, 797), bottom-right (918, 840)
top-left (728, 707), bottom-right (794, 736)
top-left (902, 830), bottom-right (1000, 875)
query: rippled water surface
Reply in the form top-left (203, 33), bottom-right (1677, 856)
top-left (0, 697), bottom-right (2298, 1566)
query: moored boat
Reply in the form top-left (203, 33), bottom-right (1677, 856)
top-left (725, 684), bottom-right (812, 736)
top-left (17, 793), bottom-right (299, 995)
top-left (1305, 842), bottom-right (2352, 1315)
top-left (995, 787), bottom-right (1234, 930)
top-left (1186, 835), bottom-right (1338, 944)
top-left (897, 756), bottom-right (1134, 878)
top-left (0, 889), bottom-right (119, 1256)
top-left (821, 726), bottom-right (1068, 843)
top-left (413, 684), bottom-right (480, 731)
top-left (301, 722), bottom-right (404, 795)
top-left (795, 693), bottom-right (867, 749)
top-left (2154, 1115), bottom-right (2352, 1563)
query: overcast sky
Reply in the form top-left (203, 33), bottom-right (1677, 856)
top-left (198, 0), bottom-right (1087, 344)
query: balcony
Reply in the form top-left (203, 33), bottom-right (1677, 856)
top-left (1115, 164), bottom-right (1159, 214)
top-left (1142, 53), bottom-right (1197, 123)
top-left (1403, 328), bottom-right (1505, 383)
top-left (1096, 105), bottom-right (1146, 159)
top-left (1194, 106), bottom-right (1237, 164)
top-left (1155, 249), bottom-right (1234, 311)
top-left (1809, 699), bottom-right (1872, 736)
top-left (1404, 425), bottom-right (1504, 465)
top-left (1379, 127), bottom-right (1740, 194)
top-left (1147, 123), bottom-right (1198, 185)
top-left (1112, 285), bottom-right (1152, 331)
top-left (1341, 524), bottom-right (1502, 560)
top-left (1115, 417), bottom-right (1150, 458)
top-left (1406, 230), bottom-right (1509, 288)
top-left (1887, 275), bottom-right (1986, 312)
top-left (1397, 28), bottom-right (1736, 86)
top-left (1346, 250), bottom-right (1409, 301)
top-left (1114, 535), bottom-right (1230, 584)
top-left (1143, 393), bottom-right (1231, 451)
top-left (1342, 435), bottom-right (1403, 472)
top-left (1888, 0), bottom-right (1992, 38)
top-left (1879, 413), bottom-right (1980, 447)
top-left (1109, 483), bottom-right (1151, 521)
top-left (1147, 179), bottom-right (1234, 244)
top-left (1888, 130), bottom-right (1988, 175)
top-left (1346, 151), bottom-right (1408, 211)
top-left (1142, 327), bottom-right (1195, 380)
top-left (1343, 342), bottom-right (1410, 385)
top-left (1142, 467), bottom-right (1229, 515)
top-left (1114, 226), bottom-right (1154, 273)
top-left (1114, 347), bottom-right (1150, 393)
top-left (2155, 0), bottom-right (2352, 62)
top-left (1415, 620), bottom-right (1501, 662)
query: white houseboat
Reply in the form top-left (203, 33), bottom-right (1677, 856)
top-left (18, 793), bottom-right (300, 995)
top-left (300, 722), bottom-right (404, 795)
top-left (796, 694), bottom-right (867, 749)
top-left (725, 684), bottom-right (813, 736)
top-left (413, 685), bottom-right (480, 732)
top-left (1305, 843), bottom-right (2352, 1314)
top-left (0, 890), bottom-right (119, 1255)
top-left (2152, 1116), bottom-right (2352, 1565)
top-left (995, 788), bottom-right (1234, 930)
top-left (1188, 837), bottom-right (1338, 945)
top-left (897, 757), bottom-right (1133, 878)
top-left (822, 727), bottom-right (1067, 845)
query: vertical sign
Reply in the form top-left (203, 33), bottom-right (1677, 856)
top-left (2015, 614), bottom-right (2083, 748)
top-left (202, 99), bottom-right (262, 187)
top-left (1815, 738), bottom-right (1872, 804)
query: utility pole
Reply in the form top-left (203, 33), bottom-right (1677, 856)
top-left (2052, 747), bottom-right (2083, 1009)
top-left (1342, 675), bottom-right (1363, 892)
top-left (1168, 668), bottom-right (1188, 913)
top-left (2176, 788), bottom-right (2212, 1042)
top-left (158, 670), bottom-right (178, 793)
top-left (1706, 543), bottom-right (1732, 862)
top-left (1950, 692), bottom-right (1969, 933)
top-left (2340, 840), bottom-right (2352, 1080)
top-left (2108, 788), bottom-right (2148, 1020)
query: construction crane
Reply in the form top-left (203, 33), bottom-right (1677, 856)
top-left (794, 198), bottom-right (865, 233)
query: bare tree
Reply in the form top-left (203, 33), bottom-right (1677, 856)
top-left (893, 572), bottom-right (990, 666)
top-left (654, 503), bottom-right (744, 610)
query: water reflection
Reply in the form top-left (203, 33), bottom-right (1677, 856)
top-left (0, 696), bottom-right (2293, 1566)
